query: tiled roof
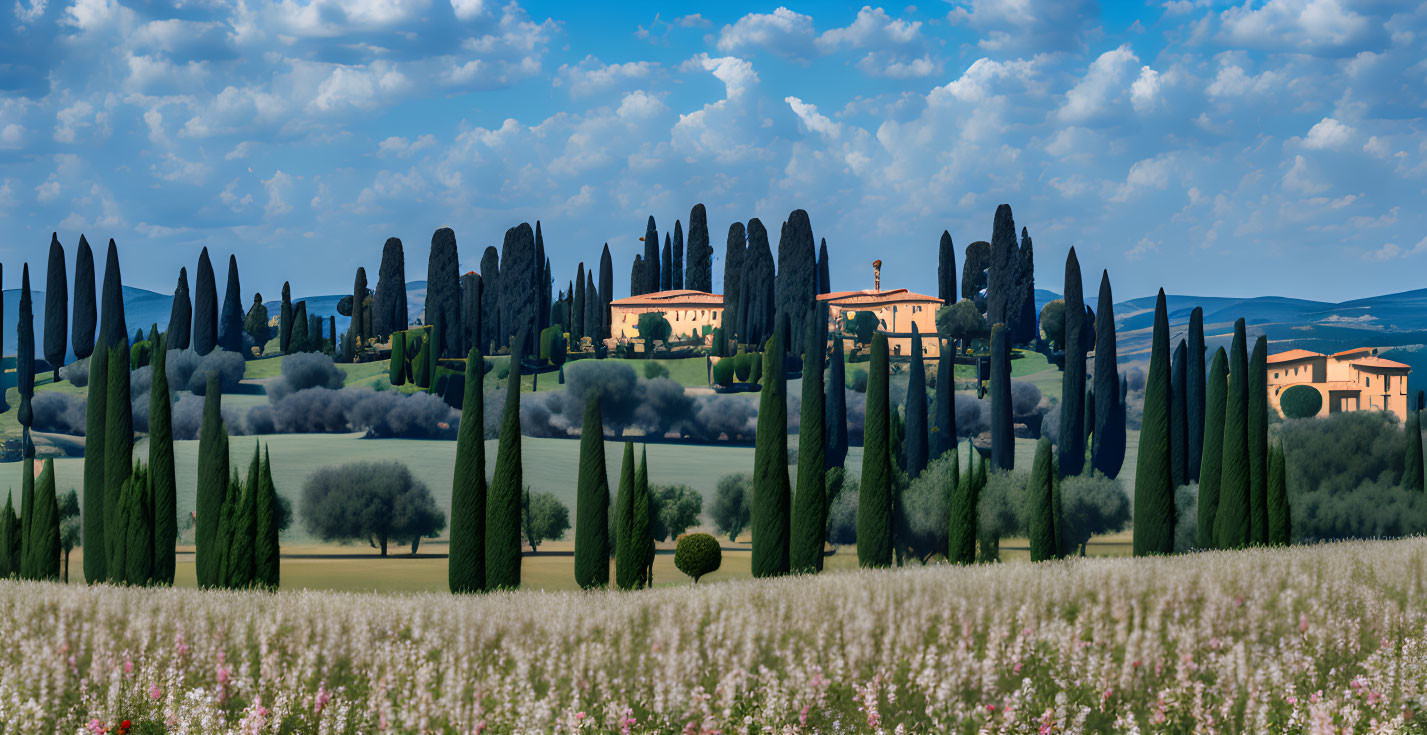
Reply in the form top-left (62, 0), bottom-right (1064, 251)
top-left (1351, 356), bottom-right (1410, 370)
top-left (610, 289), bottom-right (723, 307)
top-left (1267, 349), bottom-right (1323, 364)
top-left (817, 288), bottom-right (941, 306)
top-left (1330, 347), bottom-right (1375, 358)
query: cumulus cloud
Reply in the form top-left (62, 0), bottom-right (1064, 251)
top-left (1302, 117), bottom-right (1354, 150)
top-left (1218, 0), bottom-right (1378, 54)
top-left (1058, 45), bottom-right (1139, 122)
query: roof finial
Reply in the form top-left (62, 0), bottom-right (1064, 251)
top-left (873, 259), bottom-right (882, 292)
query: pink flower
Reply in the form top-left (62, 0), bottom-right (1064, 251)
top-left (986, 704), bottom-right (997, 713)
top-left (86, 719), bottom-right (106, 734)
top-left (1013, 661), bottom-right (1023, 674)
top-left (1299, 614), bottom-right (1310, 633)
top-left (313, 684), bottom-right (332, 714)
top-left (174, 634), bottom-right (189, 657)
top-left (149, 683), bottom-right (163, 700)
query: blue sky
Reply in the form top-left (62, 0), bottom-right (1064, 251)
top-left (0, 0), bottom-right (1423, 304)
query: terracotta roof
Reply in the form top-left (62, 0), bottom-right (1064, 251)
top-left (1330, 347), bottom-right (1375, 358)
top-left (817, 288), bottom-right (941, 306)
top-left (610, 289), bottom-right (723, 307)
top-left (1351, 356), bottom-right (1410, 370)
top-left (1267, 349), bottom-right (1324, 364)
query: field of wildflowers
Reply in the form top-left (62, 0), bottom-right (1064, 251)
top-left (2, 538), bottom-right (1425, 734)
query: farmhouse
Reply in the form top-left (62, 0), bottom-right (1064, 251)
top-left (608, 289), bottom-right (723, 341)
top-left (1267, 347), bottom-right (1410, 422)
top-left (818, 288), bottom-right (942, 359)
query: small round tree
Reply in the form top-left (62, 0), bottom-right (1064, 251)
top-left (674, 533), bottom-right (721, 583)
top-left (1280, 385), bottom-right (1322, 419)
top-left (301, 460), bottom-right (446, 556)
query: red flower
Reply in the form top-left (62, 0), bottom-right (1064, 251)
top-left (119, 721), bottom-right (132, 734)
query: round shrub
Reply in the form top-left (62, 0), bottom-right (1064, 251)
top-left (674, 533), bottom-right (721, 583)
top-left (711, 357), bottom-right (735, 386)
top-left (643, 361), bottom-right (669, 380)
top-left (58, 357), bottom-right (90, 387)
top-left (1280, 384), bottom-right (1323, 419)
top-left (268, 351), bottom-right (346, 401)
top-left (166, 348), bottom-right (246, 395)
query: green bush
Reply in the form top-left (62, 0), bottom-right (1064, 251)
top-left (1058, 471), bottom-right (1131, 556)
top-left (733, 350), bottom-right (752, 382)
top-left (850, 369), bottom-right (869, 393)
top-left (711, 357), bottom-right (735, 386)
top-left (643, 361), bottom-right (669, 380)
top-left (674, 533), bottom-right (721, 583)
top-left (1279, 385), bottom-right (1322, 419)
top-left (130, 340), bottom-right (152, 370)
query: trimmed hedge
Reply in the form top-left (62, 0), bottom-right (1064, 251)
top-left (1280, 385), bottom-right (1322, 419)
top-left (674, 532), bottom-right (721, 583)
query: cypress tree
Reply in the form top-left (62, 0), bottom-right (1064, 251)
top-left (1267, 441), bottom-right (1291, 546)
top-left (72, 235), bottom-right (97, 360)
top-left (195, 376), bottom-right (228, 587)
top-left (17, 266), bottom-right (35, 576)
top-left (1405, 391), bottom-right (1425, 492)
top-left (1092, 271), bottom-right (1124, 478)
top-left (255, 447), bottom-right (280, 589)
top-left (584, 272), bottom-right (598, 346)
top-left (944, 441), bottom-right (967, 563)
top-left (29, 463), bottom-right (61, 581)
top-left (938, 230), bottom-right (957, 305)
top-left (124, 463), bottom-right (153, 586)
top-left (1197, 347), bottom-right (1228, 550)
top-left (1187, 308), bottom-right (1206, 482)
top-left (1248, 335), bottom-right (1269, 545)
top-left (481, 246), bottom-right (501, 351)
top-left (499, 225), bottom-right (536, 356)
top-left (427, 228), bottom-right (463, 357)
top-left (149, 331), bottom-right (176, 585)
top-left (218, 254), bottom-right (243, 353)
top-left (642, 216), bottom-right (660, 295)
top-left (450, 347), bottom-right (488, 594)
top-left (19, 442), bottom-right (34, 579)
top-left (686, 204), bottom-right (712, 292)
top-left (791, 312), bottom-right (826, 573)
top-left (1026, 437), bottom-right (1055, 562)
top-left (825, 336), bottom-right (848, 468)
top-left (614, 442), bottom-right (637, 590)
top-left (389, 331), bottom-right (407, 385)
top-left (631, 256), bottom-right (644, 298)
top-left (633, 447), bottom-right (653, 587)
top-left (166, 267), bottom-right (191, 350)
top-left (741, 220), bottom-right (776, 347)
top-left (1015, 228), bottom-right (1037, 347)
top-left (932, 338), bottom-right (956, 461)
top-left (1170, 340), bottom-right (1189, 488)
top-left (82, 344), bottom-right (107, 583)
top-left (104, 342), bottom-right (133, 580)
top-left (97, 240), bottom-right (128, 358)
top-left (599, 244), bottom-right (613, 340)
top-left (278, 281), bottom-right (293, 354)
top-left (374, 237), bottom-right (408, 339)
top-left (214, 472), bottom-right (237, 586)
top-left (290, 301), bottom-right (308, 353)
top-left (722, 223), bottom-right (747, 347)
top-left (1052, 460), bottom-right (1066, 557)
top-left (1215, 319), bottom-right (1251, 550)
top-left (193, 247), bottom-right (217, 355)
top-left (0, 495), bottom-right (13, 578)
top-left (44, 234), bottom-right (68, 380)
top-left (225, 444), bottom-right (258, 588)
top-left (774, 210), bottom-right (818, 350)
top-left (990, 323), bottom-right (1013, 470)
top-left (751, 331), bottom-right (790, 577)
top-left (986, 205), bottom-right (1017, 334)
top-left (575, 394), bottom-right (610, 588)
top-left (1060, 248), bottom-right (1085, 476)
top-left (904, 324), bottom-right (929, 478)
top-left (673, 219), bottom-right (684, 290)
top-left (661, 233), bottom-right (672, 291)
top-left (533, 223), bottom-right (546, 333)
top-left (351, 267), bottom-right (368, 348)
top-left (1132, 289), bottom-right (1174, 556)
top-left (857, 333), bottom-right (892, 567)
top-left (1084, 384), bottom-right (1095, 449)
top-left (485, 340), bottom-right (523, 590)
top-left (817, 238), bottom-right (831, 294)
top-left (572, 263), bottom-right (586, 343)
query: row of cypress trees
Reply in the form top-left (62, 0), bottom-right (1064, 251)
top-left (193, 380), bottom-right (281, 589)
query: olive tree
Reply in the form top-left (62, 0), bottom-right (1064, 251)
top-left (301, 461), bottom-right (446, 556)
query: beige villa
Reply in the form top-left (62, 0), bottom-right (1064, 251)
top-left (608, 289), bottom-right (724, 342)
top-left (817, 288), bottom-right (942, 360)
top-left (1267, 347), bottom-right (1411, 422)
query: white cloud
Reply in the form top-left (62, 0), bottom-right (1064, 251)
top-left (675, 14), bottom-right (711, 29)
top-left (1219, 0), bottom-right (1374, 53)
top-left (1130, 66), bottom-right (1160, 112)
top-left (1362, 238), bottom-right (1427, 261)
top-left (816, 6), bottom-right (923, 51)
top-left (1302, 117), bottom-right (1354, 150)
top-left (785, 96), bottom-right (840, 139)
top-left (1362, 135), bottom-right (1390, 158)
top-left (615, 90), bottom-right (665, 121)
top-left (716, 7), bottom-right (816, 58)
top-left (948, 0), bottom-right (1096, 52)
top-left (53, 100), bottom-right (95, 143)
top-left (1281, 154), bottom-right (1328, 194)
top-left (450, 0), bottom-right (483, 21)
top-left (1058, 45), bottom-right (1139, 122)
top-left (1205, 62), bottom-right (1282, 98)
top-left (377, 134), bottom-right (437, 158)
top-left (555, 56), bottom-right (656, 97)
top-left (35, 174), bottom-right (60, 203)
top-left (261, 170), bottom-right (294, 216)
top-left (13, 0), bottom-right (45, 24)
top-left (1126, 236), bottom-right (1160, 260)
top-left (310, 61), bottom-right (410, 112)
top-left (935, 57), bottom-right (1039, 104)
top-left (1112, 154), bottom-right (1176, 201)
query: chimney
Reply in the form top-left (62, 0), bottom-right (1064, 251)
top-left (873, 259), bottom-right (882, 292)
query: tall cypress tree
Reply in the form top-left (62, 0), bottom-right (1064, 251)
top-left (751, 331), bottom-right (790, 577)
top-left (791, 312), bottom-right (826, 573)
top-left (642, 216), bottom-right (660, 295)
top-left (990, 323), bottom-right (1013, 470)
top-left (741, 220), bottom-right (776, 347)
top-left (17, 266), bottom-right (35, 577)
top-left (1132, 289), bottom-right (1174, 556)
top-left (857, 333), bottom-right (892, 567)
top-left (1015, 228), bottom-right (1037, 346)
top-left (1215, 319), bottom-right (1251, 550)
top-left (614, 442), bottom-right (637, 590)
top-left (599, 244), bottom-right (613, 340)
top-left (722, 223), bottom-right (747, 347)
top-left (817, 238), bottom-right (831, 294)
top-left (584, 272), bottom-right (598, 346)
top-left (166, 267), bottom-right (191, 350)
top-left (428, 228), bottom-right (463, 357)
top-left (1405, 391), bottom-right (1425, 492)
top-left (904, 324), bottom-right (929, 478)
top-left (1060, 248), bottom-right (1085, 476)
top-left (986, 205), bottom-right (1017, 334)
top-left (255, 447), bottom-right (280, 589)
top-left (1170, 339), bottom-right (1189, 488)
top-left (72, 235), bottom-right (97, 360)
top-left (575, 394), bottom-right (610, 589)
top-left (278, 281), bottom-right (293, 354)
top-left (1248, 335), bottom-right (1269, 545)
top-left (774, 210), bottom-right (818, 350)
top-left (290, 302), bottom-right (309, 353)
top-left (0, 495), bottom-right (13, 578)
top-left (97, 240), bottom-right (127, 356)
top-left (943, 441), bottom-right (967, 563)
top-left (938, 231), bottom-right (957, 305)
top-left (1187, 308), bottom-right (1206, 482)
top-left (218, 254), bottom-right (243, 353)
top-left (225, 444), bottom-right (258, 588)
top-left (351, 267), bottom-right (368, 348)
top-left (193, 247), bottom-right (218, 355)
top-left (449, 347), bottom-right (488, 594)
top-left (124, 463), bottom-right (154, 586)
top-left (499, 225), bottom-right (536, 356)
top-left (44, 234), bottom-right (68, 380)
top-left (661, 233), bottom-right (672, 292)
top-left (1051, 459), bottom-right (1066, 557)
top-left (686, 204), bottom-right (712, 292)
top-left (374, 237), bottom-right (408, 339)
top-left (149, 330), bottom-right (176, 585)
top-left (195, 375), bottom-right (228, 587)
top-left (29, 459), bottom-right (60, 580)
top-left (1197, 347), bottom-right (1228, 550)
top-left (633, 447), bottom-right (653, 587)
top-left (1026, 437), bottom-right (1056, 562)
top-left (932, 338), bottom-right (956, 461)
top-left (825, 337), bottom-right (848, 468)
top-left (104, 342), bottom-right (132, 580)
top-left (572, 263), bottom-right (586, 343)
top-left (672, 219), bottom-right (684, 290)
top-left (1092, 271), bottom-right (1124, 478)
top-left (1267, 441), bottom-right (1291, 546)
top-left (82, 344), bottom-right (108, 584)
top-left (485, 340), bottom-right (523, 590)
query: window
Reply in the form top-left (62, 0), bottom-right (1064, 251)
top-left (1366, 375), bottom-right (1371, 387)
top-left (1274, 372), bottom-right (1279, 379)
